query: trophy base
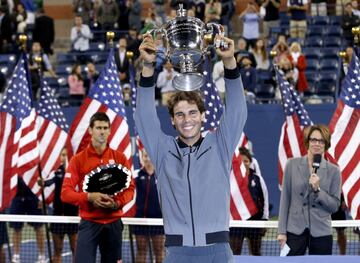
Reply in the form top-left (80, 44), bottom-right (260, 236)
top-left (173, 73), bottom-right (204, 91)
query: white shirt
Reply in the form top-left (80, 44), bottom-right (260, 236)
top-left (70, 24), bottom-right (92, 51)
top-left (212, 60), bottom-right (225, 94)
top-left (156, 68), bottom-right (177, 93)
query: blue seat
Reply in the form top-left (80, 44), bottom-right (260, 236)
top-left (319, 59), bottom-right (339, 71)
top-left (55, 64), bottom-right (72, 76)
top-left (56, 53), bottom-right (76, 65)
top-left (303, 48), bottom-right (321, 60)
top-left (90, 53), bottom-right (108, 64)
top-left (305, 36), bottom-right (323, 47)
top-left (329, 16), bottom-right (342, 26)
top-left (318, 70), bottom-right (338, 83)
top-left (321, 48), bottom-right (340, 60)
top-left (323, 37), bottom-right (342, 48)
top-left (326, 27), bottom-right (343, 37)
top-left (311, 16), bottom-right (329, 26)
top-left (306, 26), bottom-right (324, 37)
top-left (316, 82), bottom-right (336, 97)
top-left (89, 42), bottom-right (106, 52)
top-left (257, 69), bottom-right (273, 84)
top-left (306, 59), bottom-right (320, 71)
top-left (0, 54), bottom-right (17, 65)
top-left (254, 83), bottom-right (275, 101)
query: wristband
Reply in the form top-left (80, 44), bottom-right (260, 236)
top-left (142, 61), bottom-right (155, 68)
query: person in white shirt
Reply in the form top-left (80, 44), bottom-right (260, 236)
top-left (156, 61), bottom-right (177, 106)
top-left (70, 15), bottom-right (92, 52)
top-left (212, 59), bottom-right (225, 101)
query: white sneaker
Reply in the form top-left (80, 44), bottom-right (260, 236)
top-left (36, 255), bottom-right (47, 263)
top-left (11, 254), bottom-right (20, 263)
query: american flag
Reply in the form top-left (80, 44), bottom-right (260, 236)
top-left (0, 53), bottom-right (39, 211)
top-left (276, 68), bottom-right (312, 186)
top-left (328, 54), bottom-right (360, 219)
top-left (31, 77), bottom-right (69, 203)
top-left (66, 49), bottom-right (134, 214)
top-left (201, 58), bottom-right (258, 220)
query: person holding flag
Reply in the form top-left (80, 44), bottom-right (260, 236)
top-left (134, 33), bottom-right (247, 262)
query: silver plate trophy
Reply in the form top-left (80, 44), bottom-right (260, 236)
top-left (83, 164), bottom-right (131, 196)
top-left (151, 4), bottom-right (227, 91)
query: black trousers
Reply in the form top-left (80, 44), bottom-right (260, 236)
top-left (75, 219), bottom-right (123, 263)
top-left (287, 229), bottom-right (332, 256)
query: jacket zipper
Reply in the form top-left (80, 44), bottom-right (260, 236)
top-left (187, 147), bottom-right (196, 246)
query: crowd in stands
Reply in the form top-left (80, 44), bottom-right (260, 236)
top-left (0, 0), bottom-right (359, 106)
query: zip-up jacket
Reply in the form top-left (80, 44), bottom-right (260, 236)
top-left (134, 67), bottom-right (247, 246)
top-left (61, 144), bottom-right (135, 224)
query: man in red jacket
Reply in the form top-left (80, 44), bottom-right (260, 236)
top-left (61, 112), bottom-right (135, 263)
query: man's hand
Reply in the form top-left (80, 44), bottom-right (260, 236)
top-left (88, 192), bottom-right (118, 209)
top-left (139, 33), bottom-right (157, 77)
top-left (277, 234), bottom-right (287, 249)
top-left (309, 173), bottom-right (320, 192)
top-left (214, 35), bottom-right (236, 69)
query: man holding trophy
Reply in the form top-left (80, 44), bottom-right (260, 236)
top-left (61, 112), bottom-right (135, 263)
top-left (134, 13), bottom-right (247, 261)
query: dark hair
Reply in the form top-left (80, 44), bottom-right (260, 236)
top-left (239, 147), bottom-right (252, 163)
top-left (167, 91), bottom-right (205, 117)
top-left (303, 124), bottom-right (331, 151)
top-left (89, 112), bottom-right (110, 128)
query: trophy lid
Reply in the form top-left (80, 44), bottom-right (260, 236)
top-left (176, 4), bottom-right (187, 17)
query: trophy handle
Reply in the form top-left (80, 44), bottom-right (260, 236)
top-left (147, 27), bottom-right (169, 60)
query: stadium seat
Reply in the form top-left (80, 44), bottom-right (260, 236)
top-left (303, 48), bottom-right (321, 60)
top-left (90, 53), bottom-right (108, 64)
top-left (305, 36), bottom-right (323, 48)
top-left (306, 59), bottom-right (320, 71)
top-left (56, 53), bottom-right (77, 65)
top-left (319, 59), bottom-right (340, 72)
top-left (55, 64), bottom-right (72, 76)
top-left (321, 48), bottom-right (340, 60)
top-left (89, 42), bottom-right (106, 52)
top-left (311, 16), bottom-right (329, 26)
top-left (316, 82), bottom-right (336, 97)
top-left (323, 37), bottom-right (342, 48)
top-left (306, 26), bottom-right (324, 37)
top-left (326, 26), bottom-right (343, 37)
top-left (257, 69), bottom-right (273, 84)
top-left (254, 83), bottom-right (275, 102)
top-left (329, 16), bottom-right (342, 26)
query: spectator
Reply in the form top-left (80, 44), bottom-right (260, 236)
top-left (115, 37), bottom-right (130, 86)
top-left (240, 55), bottom-right (257, 103)
top-left (351, 0), bottom-right (360, 17)
top-left (331, 194), bottom-right (347, 255)
top-left (73, 0), bottom-right (91, 25)
top-left (278, 56), bottom-right (297, 87)
top-left (250, 38), bottom-right (270, 70)
top-left (277, 124), bottom-right (341, 256)
top-left (127, 0), bottom-right (142, 32)
top-left (132, 148), bottom-right (165, 263)
top-left (9, 176), bottom-right (46, 263)
top-left (67, 63), bottom-right (85, 103)
top-left (33, 8), bottom-right (55, 55)
top-left (96, 0), bottom-right (119, 30)
top-left (84, 61), bottom-right (99, 95)
top-left (61, 112), bottom-right (135, 263)
top-left (271, 34), bottom-right (289, 64)
top-left (212, 58), bottom-right (226, 101)
top-left (239, 1), bottom-right (261, 49)
top-left (230, 147), bottom-right (269, 255)
top-left (311, 0), bottom-right (327, 16)
top-left (144, 8), bottom-right (163, 28)
top-left (235, 37), bottom-right (257, 69)
top-left (342, 2), bottom-right (360, 46)
top-left (0, 215), bottom-right (8, 263)
top-left (38, 148), bottom-right (78, 263)
top-left (28, 41), bottom-right (57, 99)
top-left (261, 0), bottom-right (280, 38)
top-left (70, 15), bottom-right (92, 63)
top-left (127, 28), bottom-right (142, 59)
top-left (13, 2), bottom-right (27, 33)
top-left (205, 0), bottom-right (222, 23)
top-left (194, 0), bottom-right (206, 21)
top-left (153, 0), bottom-right (167, 23)
top-left (156, 61), bottom-right (178, 106)
top-left (220, 0), bottom-right (235, 34)
top-left (0, 6), bottom-right (13, 53)
top-left (288, 0), bottom-right (308, 39)
top-left (118, 0), bottom-right (130, 31)
top-left (288, 41), bottom-right (308, 94)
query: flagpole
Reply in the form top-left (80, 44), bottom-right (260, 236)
top-left (352, 26), bottom-right (360, 56)
top-left (34, 54), bottom-right (53, 263)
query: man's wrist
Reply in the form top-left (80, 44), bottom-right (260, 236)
top-left (142, 61), bottom-right (156, 68)
top-left (314, 187), bottom-right (321, 193)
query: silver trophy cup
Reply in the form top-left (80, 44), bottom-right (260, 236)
top-left (151, 4), bottom-right (226, 91)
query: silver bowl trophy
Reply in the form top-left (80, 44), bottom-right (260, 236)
top-left (82, 164), bottom-right (132, 196)
top-left (151, 4), bottom-right (227, 91)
